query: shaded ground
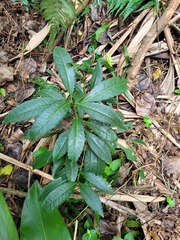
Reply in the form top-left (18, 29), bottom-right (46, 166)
top-left (0, 1), bottom-right (180, 239)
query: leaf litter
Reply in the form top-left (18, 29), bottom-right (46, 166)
top-left (0, 1), bottom-right (180, 240)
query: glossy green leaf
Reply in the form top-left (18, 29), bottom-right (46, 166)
top-left (97, 158), bottom-right (107, 175)
top-left (65, 158), bottom-right (78, 182)
top-left (68, 117), bottom-right (85, 161)
top-left (86, 131), bottom-right (112, 163)
top-left (25, 100), bottom-right (71, 140)
top-left (83, 77), bottom-right (127, 102)
top-left (39, 177), bottom-right (66, 201)
top-left (79, 183), bottom-right (104, 217)
top-left (90, 62), bottom-right (103, 89)
top-left (4, 98), bottom-right (58, 123)
top-left (52, 160), bottom-right (65, 178)
top-left (0, 191), bottom-right (19, 240)
top-left (110, 159), bottom-right (121, 171)
top-left (42, 181), bottom-right (76, 210)
top-left (33, 148), bottom-right (53, 169)
top-left (20, 182), bottom-right (72, 240)
top-left (53, 47), bottom-right (75, 95)
top-left (84, 120), bottom-right (117, 143)
top-left (77, 102), bottom-right (122, 126)
top-left (84, 148), bottom-right (98, 174)
top-left (84, 172), bottom-right (113, 194)
top-left (53, 130), bottom-right (69, 162)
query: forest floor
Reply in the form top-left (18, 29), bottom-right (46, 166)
top-left (0, 1), bottom-right (180, 239)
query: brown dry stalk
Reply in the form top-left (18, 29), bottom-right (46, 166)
top-left (127, 0), bottom-right (180, 82)
top-left (0, 153), bottom-right (53, 180)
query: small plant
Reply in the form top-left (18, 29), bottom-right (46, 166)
top-left (174, 89), bottom-right (180, 94)
top-left (4, 47), bottom-right (130, 216)
top-left (143, 115), bottom-right (153, 128)
top-left (166, 196), bottom-right (175, 207)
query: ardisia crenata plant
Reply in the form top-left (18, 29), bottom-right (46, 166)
top-left (4, 47), bottom-right (130, 217)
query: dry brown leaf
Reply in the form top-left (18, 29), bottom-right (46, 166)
top-left (15, 58), bottom-right (37, 80)
top-left (15, 83), bottom-right (35, 103)
top-left (146, 41), bottom-right (169, 57)
top-left (0, 66), bottom-right (14, 85)
top-left (135, 93), bottom-right (157, 116)
top-left (118, 9), bottom-right (155, 74)
top-left (24, 24), bottom-right (50, 53)
top-left (162, 156), bottom-right (180, 180)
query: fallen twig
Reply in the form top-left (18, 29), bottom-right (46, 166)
top-left (0, 153), bottom-right (53, 181)
top-left (127, 0), bottom-right (179, 83)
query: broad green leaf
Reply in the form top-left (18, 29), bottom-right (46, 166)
top-left (52, 160), bottom-right (65, 178)
top-left (90, 62), bottom-right (103, 89)
top-left (73, 83), bottom-right (86, 103)
top-left (84, 120), bottom-right (117, 143)
top-left (42, 181), bottom-right (76, 210)
top-left (79, 183), bottom-right (104, 217)
top-left (53, 130), bottom-right (69, 162)
top-left (25, 100), bottom-right (71, 140)
top-left (86, 131), bottom-right (112, 163)
top-left (83, 77), bottom-right (127, 102)
top-left (39, 86), bottom-right (65, 100)
top-left (0, 191), bottom-right (19, 240)
top-left (84, 148), bottom-right (98, 174)
top-left (68, 117), bottom-right (85, 161)
top-left (33, 149), bottom-right (53, 169)
top-left (39, 177), bottom-right (66, 201)
top-left (124, 232), bottom-right (135, 240)
top-left (110, 159), bottom-right (121, 171)
top-left (53, 47), bottom-right (75, 96)
top-left (20, 182), bottom-right (72, 240)
top-left (65, 158), bottom-right (78, 182)
top-left (54, 167), bottom-right (67, 179)
top-left (84, 172), bottom-right (113, 194)
top-left (97, 158), bottom-right (107, 175)
top-left (4, 98), bottom-right (58, 123)
top-left (78, 102), bottom-right (122, 126)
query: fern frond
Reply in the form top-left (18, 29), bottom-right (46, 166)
top-left (40, 0), bottom-right (76, 46)
top-left (107, 0), bottom-right (155, 20)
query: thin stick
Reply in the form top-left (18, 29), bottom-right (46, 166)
top-left (127, 0), bottom-right (179, 81)
top-left (0, 186), bottom-right (27, 198)
top-left (0, 153), bottom-right (53, 180)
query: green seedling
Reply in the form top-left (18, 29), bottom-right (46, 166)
top-left (143, 115), bottom-right (153, 128)
top-left (0, 88), bottom-right (6, 97)
top-left (166, 196), bottom-right (175, 207)
top-left (174, 89), bottom-right (180, 94)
